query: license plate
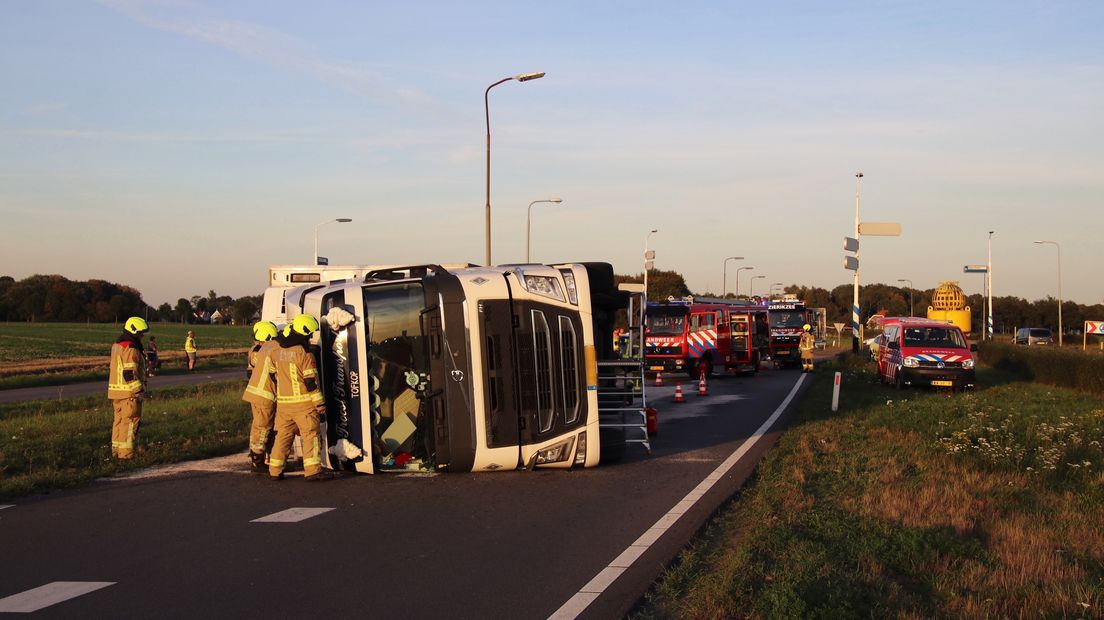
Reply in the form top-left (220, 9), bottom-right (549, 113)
top-left (931, 380), bottom-right (953, 387)
top-left (649, 365), bottom-right (665, 371)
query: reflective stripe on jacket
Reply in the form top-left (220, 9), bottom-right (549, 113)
top-left (108, 341), bottom-right (147, 399)
top-left (271, 343), bottom-right (324, 413)
top-left (242, 341), bottom-right (278, 405)
top-left (799, 332), bottom-right (816, 352)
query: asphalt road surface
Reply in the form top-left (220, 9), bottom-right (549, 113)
top-left (0, 370), bottom-right (243, 404)
top-left (0, 368), bottom-right (812, 619)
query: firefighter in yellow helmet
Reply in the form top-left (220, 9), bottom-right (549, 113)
top-left (242, 321), bottom-right (280, 473)
top-left (107, 317), bottom-right (150, 459)
top-left (799, 323), bottom-right (816, 372)
top-left (266, 314), bottom-right (332, 481)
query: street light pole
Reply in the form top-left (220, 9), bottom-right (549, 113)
top-left (987, 231), bottom-right (994, 341)
top-left (485, 71), bottom-right (545, 266)
top-left (722, 256), bottom-right (744, 298)
top-left (750, 275), bottom-right (765, 298)
top-left (852, 171), bottom-right (863, 353)
top-left (526, 197), bottom-right (563, 262)
top-left (1034, 240), bottom-right (1063, 346)
top-left (736, 267), bottom-right (754, 299)
top-left (896, 279), bottom-right (913, 317)
top-left (314, 218), bottom-right (352, 265)
top-left (644, 229), bottom-right (657, 302)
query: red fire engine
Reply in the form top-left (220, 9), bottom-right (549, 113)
top-left (645, 298), bottom-right (768, 378)
top-left (767, 297), bottom-right (809, 368)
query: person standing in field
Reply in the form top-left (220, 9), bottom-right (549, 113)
top-left (184, 330), bottom-right (197, 370)
top-left (267, 314), bottom-right (332, 481)
top-left (242, 321), bottom-right (279, 473)
top-left (146, 336), bottom-right (160, 376)
top-left (108, 317), bottom-right (150, 460)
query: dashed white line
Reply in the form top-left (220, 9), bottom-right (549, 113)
top-left (251, 507), bottom-right (336, 523)
top-left (548, 373), bottom-right (807, 620)
top-left (0, 581), bottom-right (115, 613)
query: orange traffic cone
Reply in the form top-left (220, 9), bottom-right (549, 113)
top-left (673, 384), bottom-right (685, 403)
top-left (698, 375), bottom-right (708, 397)
top-left (655, 372), bottom-right (663, 387)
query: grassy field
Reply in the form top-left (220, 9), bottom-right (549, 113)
top-left (0, 381), bottom-right (252, 500)
top-left (0, 322), bottom-right (252, 363)
top-left (637, 357), bottom-right (1104, 618)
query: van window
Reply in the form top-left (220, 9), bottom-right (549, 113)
top-left (902, 326), bottom-right (966, 349)
top-left (1029, 328), bottom-right (1052, 338)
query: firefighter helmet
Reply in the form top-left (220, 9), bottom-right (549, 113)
top-left (802, 323), bottom-right (811, 331)
top-left (124, 317), bottom-right (149, 334)
top-left (252, 321), bottom-right (278, 342)
top-left (291, 314), bottom-right (320, 336)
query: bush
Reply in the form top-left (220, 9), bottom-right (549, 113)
top-left (979, 342), bottom-right (1104, 395)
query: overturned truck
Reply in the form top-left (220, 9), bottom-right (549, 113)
top-left (274, 262), bottom-right (649, 474)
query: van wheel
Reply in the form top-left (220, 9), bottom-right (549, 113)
top-left (895, 370), bottom-right (905, 390)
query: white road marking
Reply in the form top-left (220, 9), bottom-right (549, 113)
top-left (549, 373), bottom-right (808, 620)
top-left (0, 581), bottom-right (115, 613)
top-left (0, 504), bottom-right (14, 511)
top-left (251, 507), bottom-right (336, 523)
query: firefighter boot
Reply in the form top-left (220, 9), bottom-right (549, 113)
top-left (249, 451), bottom-right (266, 473)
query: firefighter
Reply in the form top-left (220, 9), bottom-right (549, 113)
top-left (108, 317), bottom-right (150, 460)
top-left (242, 321), bottom-right (279, 473)
top-left (799, 323), bottom-right (816, 372)
top-left (267, 314), bottom-right (332, 481)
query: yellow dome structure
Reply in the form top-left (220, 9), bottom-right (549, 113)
top-left (927, 280), bottom-right (972, 334)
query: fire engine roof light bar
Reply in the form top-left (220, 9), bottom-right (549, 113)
top-left (314, 217), bottom-right (353, 266)
top-left (485, 70), bottom-right (546, 266)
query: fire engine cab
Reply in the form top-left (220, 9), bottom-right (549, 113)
top-left (767, 297), bottom-right (809, 368)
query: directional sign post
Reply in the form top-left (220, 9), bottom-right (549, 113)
top-left (1085, 320), bottom-right (1104, 351)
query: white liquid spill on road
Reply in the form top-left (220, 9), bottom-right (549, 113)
top-left (97, 453), bottom-right (251, 481)
top-left (549, 373), bottom-right (808, 620)
top-left (0, 581), bottom-right (115, 613)
top-left (252, 507), bottom-right (336, 523)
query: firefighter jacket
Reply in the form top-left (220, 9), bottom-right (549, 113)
top-left (108, 333), bottom-right (148, 400)
top-left (269, 334), bottom-right (324, 415)
top-left (242, 340), bottom-right (279, 406)
top-left (799, 332), bottom-right (816, 352)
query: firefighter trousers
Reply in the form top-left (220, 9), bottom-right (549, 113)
top-left (268, 408), bottom-right (324, 478)
top-left (801, 350), bottom-right (814, 372)
top-left (111, 397), bottom-right (142, 459)
top-left (248, 401), bottom-right (277, 458)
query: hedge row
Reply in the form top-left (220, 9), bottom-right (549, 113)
top-left (978, 342), bottom-right (1104, 395)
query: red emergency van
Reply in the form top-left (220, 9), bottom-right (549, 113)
top-left (876, 317), bottom-right (977, 390)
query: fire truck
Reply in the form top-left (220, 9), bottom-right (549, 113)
top-left (644, 298), bottom-right (768, 378)
top-left (766, 296), bottom-right (809, 368)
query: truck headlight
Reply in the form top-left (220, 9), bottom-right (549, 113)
top-left (558, 269), bottom-right (578, 305)
top-left (962, 358), bottom-right (975, 369)
top-left (535, 438), bottom-right (572, 465)
top-left (903, 357), bottom-right (919, 368)
top-left (519, 273), bottom-right (566, 303)
top-left (573, 431), bottom-right (587, 465)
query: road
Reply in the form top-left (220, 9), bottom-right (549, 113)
top-left (0, 369), bottom-right (243, 404)
top-left (0, 368), bottom-right (811, 619)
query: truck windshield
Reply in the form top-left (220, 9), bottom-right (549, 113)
top-left (903, 327), bottom-right (967, 349)
top-left (646, 308), bottom-right (687, 335)
top-left (362, 282), bottom-right (430, 462)
top-left (769, 311), bottom-right (806, 328)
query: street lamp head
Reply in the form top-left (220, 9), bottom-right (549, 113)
top-left (515, 71), bottom-right (546, 82)
top-left (549, 197), bottom-right (563, 203)
top-left (650, 228), bottom-right (658, 234)
top-left (336, 218), bottom-right (352, 223)
top-left (856, 171), bottom-right (864, 178)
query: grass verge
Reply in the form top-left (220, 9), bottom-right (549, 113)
top-left (0, 381), bottom-right (251, 500)
top-left (635, 357), bottom-right (1104, 618)
top-left (0, 354), bottom-right (243, 390)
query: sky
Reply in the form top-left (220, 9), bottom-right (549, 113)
top-left (1, 1), bottom-right (1102, 307)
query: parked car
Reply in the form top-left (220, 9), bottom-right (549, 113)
top-left (1013, 327), bottom-right (1054, 346)
top-left (876, 317), bottom-right (976, 390)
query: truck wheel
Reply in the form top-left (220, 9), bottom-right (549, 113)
top-left (895, 370), bottom-right (905, 390)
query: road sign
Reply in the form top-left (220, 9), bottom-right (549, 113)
top-left (844, 256), bottom-right (858, 271)
top-left (644, 261), bottom-right (654, 270)
top-left (644, 250), bottom-right (655, 260)
top-left (1087, 321), bottom-right (1104, 335)
top-left (963, 265), bottom-right (988, 273)
top-left (858, 222), bottom-right (902, 236)
top-left (843, 236), bottom-right (859, 252)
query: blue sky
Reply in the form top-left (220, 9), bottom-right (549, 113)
top-left (1, 1), bottom-right (1101, 306)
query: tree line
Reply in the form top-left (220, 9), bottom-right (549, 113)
top-left (2, 271), bottom-right (1100, 336)
top-left (0, 274), bottom-right (262, 326)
